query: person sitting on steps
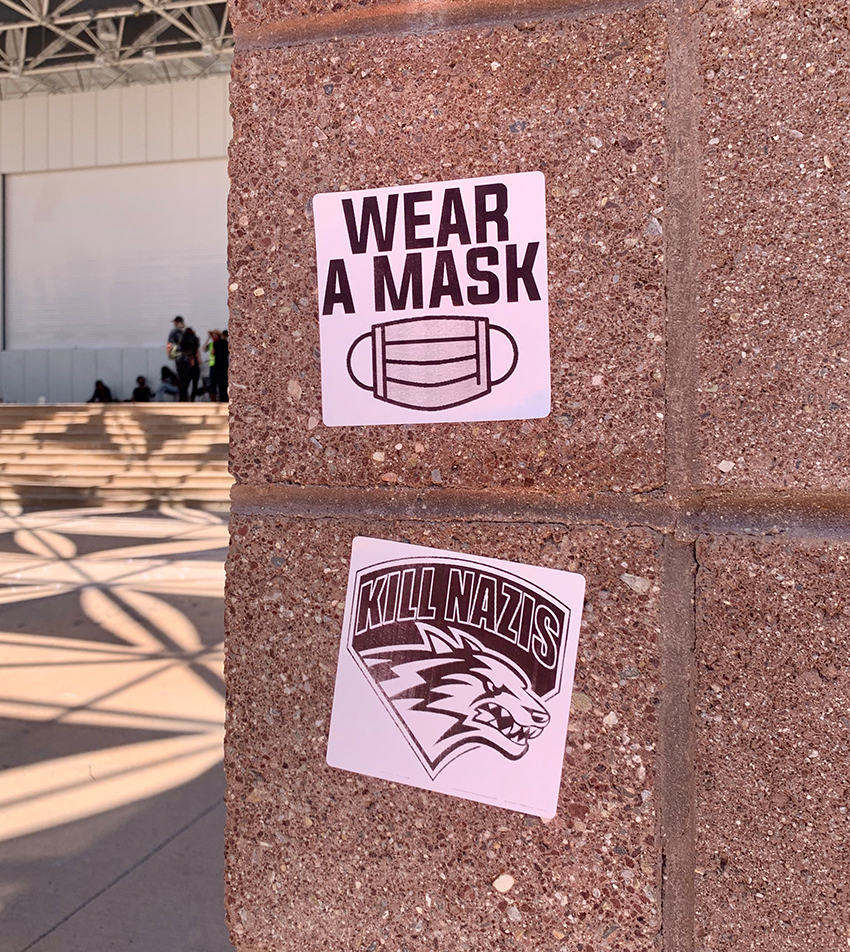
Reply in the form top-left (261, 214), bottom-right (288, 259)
top-left (87, 380), bottom-right (113, 403)
top-left (156, 366), bottom-right (180, 402)
top-left (132, 376), bottom-right (153, 402)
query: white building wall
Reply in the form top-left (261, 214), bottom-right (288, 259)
top-left (6, 158), bottom-right (229, 350)
top-left (0, 73), bottom-right (231, 174)
top-left (0, 75), bottom-right (231, 404)
top-left (0, 347), bottom-right (165, 404)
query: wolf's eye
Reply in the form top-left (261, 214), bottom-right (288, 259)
top-left (484, 679), bottom-right (496, 694)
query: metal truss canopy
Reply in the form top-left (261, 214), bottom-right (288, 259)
top-left (0, 0), bottom-right (232, 96)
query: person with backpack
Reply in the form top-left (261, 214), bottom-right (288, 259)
top-left (215, 329), bottom-right (229, 402)
top-left (205, 330), bottom-right (220, 401)
top-left (166, 315), bottom-right (197, 402)
top-left (167, 316), bottom-right (187, 400)
top-left (181, 326), bottom-right (201, 401)
top-left (167, 316), bottom-right (185, 360)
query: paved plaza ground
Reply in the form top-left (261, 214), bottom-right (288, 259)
top-left (0, 506), bottom-right (234, 952)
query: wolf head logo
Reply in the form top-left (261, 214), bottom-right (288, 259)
top-left (358, 623), bottom-right (550, 776)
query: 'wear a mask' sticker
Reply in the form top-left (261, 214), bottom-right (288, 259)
top-left (327, 538), bottom-right (584, 816)
top-left (313, 172), bottom-right (549, 426)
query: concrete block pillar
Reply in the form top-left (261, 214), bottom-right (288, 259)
top-left (225, 2), bottom-right (850, 950)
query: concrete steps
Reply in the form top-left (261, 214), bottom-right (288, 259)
top-left (0, 404), bottom-right (233, 508)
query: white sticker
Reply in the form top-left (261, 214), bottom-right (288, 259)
top-left (313, 172), bottom-right (550, 426)
top-left (327, 537), bottom-right (584, 816)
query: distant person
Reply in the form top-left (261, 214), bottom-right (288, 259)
top-left (87, 380), bottom-right (113, 403)
top-left (206, 330), bottom-right (221, 401)
top-left (166, 315), bottom-right (191, 401)
top-left (166, 316), bottom-right (184, 359)
top-left (132, 376), bottom-right (153, 402)
top-left (155, 365), bottom-right (179, 401)
top-left (215, 329), bottom-right (229, 402)
top-left (181, 326), bottom-right (201, 401)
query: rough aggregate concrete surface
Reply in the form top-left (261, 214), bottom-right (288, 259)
top-left (225, 0), bottom-right (850, 949)
top-left (225, 516), bottom-right (661, 950)
top-left (694, 534), bottom-right (850, 950)
top-left (697, 1), bottom-right (850, 490)
top-left (227, 9), bottom-right (667, 495)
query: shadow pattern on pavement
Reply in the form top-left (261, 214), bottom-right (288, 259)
top-left (0, 506), bottom-right (235, 952)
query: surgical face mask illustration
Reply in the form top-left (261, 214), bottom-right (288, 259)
top-left (346, 315), bottom-right (519, 412)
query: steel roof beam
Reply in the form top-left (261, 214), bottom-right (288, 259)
top-left (0, 43), bottom-right (230, 76)
top-left (135, 0), bottom-right (204, 44)
top-left (46, 1), bottom-right (228, 26)
top-left (28, 19), bottom-right (91, 68)
top-left (0, 0), bottom-right (35, 20)
top-left (0, 0), bottom-right (231, 93)
top-left (118, 17), bottom-right (171, 59)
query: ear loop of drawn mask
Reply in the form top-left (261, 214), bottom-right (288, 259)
top-left (346, 331), bottom-right (374, 391)
top-left (488, 324), bottom-right (519, 387)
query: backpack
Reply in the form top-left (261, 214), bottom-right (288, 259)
top-left (180, 328), bottom-right (199, 360)
top-left (168, 328), bottom-right (183, 359)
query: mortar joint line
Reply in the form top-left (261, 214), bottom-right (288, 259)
top-left (662, 0), bottom-right (703, 502)
top-left (657, 535), bottom-right (697, 952)
top-left (230, 484), bottom-right (850, 543)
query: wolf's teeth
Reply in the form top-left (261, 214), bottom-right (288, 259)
top-left (475, 703), bottom-right (546, 744)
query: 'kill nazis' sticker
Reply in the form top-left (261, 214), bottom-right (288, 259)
top-left (327, 538), bottom-right (584, 816)
top-left (313, 172), bottom-right (550, 426)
